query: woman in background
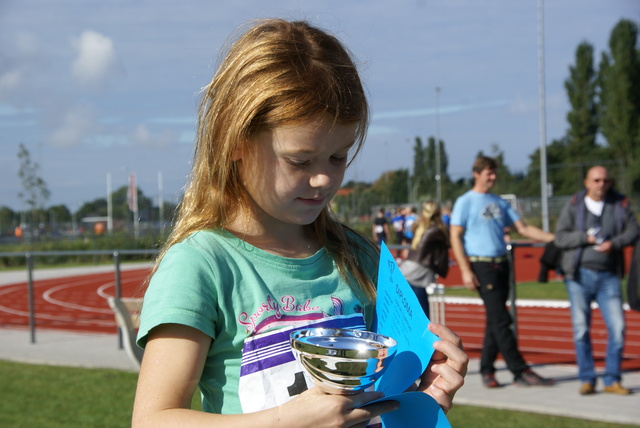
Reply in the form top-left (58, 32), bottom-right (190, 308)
top-left (400, 200), bottom-right (450, 319)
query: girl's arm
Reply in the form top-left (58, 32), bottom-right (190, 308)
top-left (132, 323), bottom-right (398, 428)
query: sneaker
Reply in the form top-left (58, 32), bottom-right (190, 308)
top-left (514, 368), bottom-right (554, 386)
top-left (482, 372), bottom-right (500, 388)
top-left (579, 382), bottom-right (596, 395)
top-left (603, 382), bottom-right (631, 395)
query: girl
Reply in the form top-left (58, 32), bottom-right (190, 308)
top-left (132, 19), bottom-right (467, 428)
top-left (400, 201), bottom-right (450, 319)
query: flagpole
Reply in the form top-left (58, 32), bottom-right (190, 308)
top-left (106, 172), bottom-right (113, 234)
top-left (128, 173), bottom-right (139, 239)
top-left (133, 174), bottom-right (139, 239)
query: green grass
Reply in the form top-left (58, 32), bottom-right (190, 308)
top-left (445, 280), bottom-right (570, 300)
top-left (445, 279), bottom-right (629, 302)
top-left (0, 361), bottom-right (137, 428)
top-left (0, 360), bottom-right (635, 428)
top-left (447, 404), bottom-right (637, 428)
top-left (0, 360), bottom-right (201, 428)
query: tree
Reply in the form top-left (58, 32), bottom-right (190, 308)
top-left (411, 136), bottom-right (451, 201)
top-left (425, 137), bottom-right (450, 200)
top-left (17, 143), bottom-right (50, 230)
top-left (522, 137), bottom-right (588, 197)
top-left (78, 186), bottom-right (154, 222)
top-left (424, 137), bottom-right (437, 198)
top-left (598, 19), bottom-right (640, 191)
top-left (521, 41), bottom-right (612, 197)
top-left (47, 205), bottom-right (72, 226)
top-left (565, 41), bottom-right (600, 159)
top-left (433, 137), bottom-right (450, 201)
top-left (0, 206), bottom-right (17, 235)
top-left (370, 169), bottom-right (409, 205)
top-left (335, 181), bottom-right (372, 219)
top-left (412, 137), bottom-right (428, 198)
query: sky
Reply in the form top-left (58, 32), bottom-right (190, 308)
top-left (0, 0), bottom-right (638, 212)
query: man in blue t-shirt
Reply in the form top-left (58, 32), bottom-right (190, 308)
top-left (450, 155), bottom-right (555, 389)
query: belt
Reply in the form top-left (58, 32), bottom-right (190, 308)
top-left (468, 256), bottom-right (508, 263)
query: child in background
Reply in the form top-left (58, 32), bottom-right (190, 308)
top-left (391, 207), bottom-right (406, 244)
top-left (401, 206), bottom-right (418, 259)
top-left (132, 19), bottom-right (467, 428)
top-left (372, 207), bottom-right (390, 245)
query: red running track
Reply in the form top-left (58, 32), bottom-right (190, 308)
top-left (1, 266), bottom-right (639, 371)
top-left (0, 269), bottom-right (148, 334)
top-left (445, 300), bottom-right (640, 371)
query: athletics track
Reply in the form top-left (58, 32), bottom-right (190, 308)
top-left (0, 246), bottom-right (639, 371)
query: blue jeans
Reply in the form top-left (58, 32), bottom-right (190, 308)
top-left (565, 268), bottom-right (626, 386)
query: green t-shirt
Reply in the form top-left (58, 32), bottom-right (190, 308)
top-left (137, 229), bottom-right (377, 414)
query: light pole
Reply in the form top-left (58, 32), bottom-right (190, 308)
top-left (405, 138), bottom-right (413, 203)
top-left (158, 170), bottom-right (165, 232)
top-left (435, 87), bottom-right (442, 203)
top-left (537, 0), bottom-right (550, 231)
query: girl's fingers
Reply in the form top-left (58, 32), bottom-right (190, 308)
top-left (418, 322), bottom-right (469, 412)
top-left (428, 323), bottom-right (469, 373)
top-left (295, 388), bottom-right (398, 427)
top-left (427, 382), bottom-right (455, 413)
top-left (350, 399), bottom-right (399, 423)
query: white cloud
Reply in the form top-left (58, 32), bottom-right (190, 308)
top-left (134, 123), bottom-right (151, 143)
top-left (15, 32), bottom-right (40, 58)
top-left (71, 30), bottom-right (123, 89)
top-left (509, 94), bottom-right (539, 114)
top-left (0, 32), bottom-right (41, 101)
top-left (48, 107), bottom-right (97, 148)
top-left (0, 70), bottom-right (23, 98)
top-left (134, 123), bottom-right (176, 148)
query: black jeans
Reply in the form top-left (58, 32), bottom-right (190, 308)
top-left (472, 260), bottom-right (528, 377)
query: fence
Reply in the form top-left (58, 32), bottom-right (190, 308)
top-left (2, 243), bottom-right (542, 345)
top-left (0, 249), bottom-right (159, 345)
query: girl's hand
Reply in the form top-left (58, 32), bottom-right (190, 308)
top-left (275, 388), bottom-right (398, 428)
top-left (416, 323), bottom-right (468, 413)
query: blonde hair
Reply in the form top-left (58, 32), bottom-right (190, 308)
top-left (151, 19), bottom-right (377, 299)
top-left (411, 200), bottom-right (449, 250)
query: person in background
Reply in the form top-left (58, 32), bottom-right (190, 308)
top-left (538, 240), bottom-right (562, 283)
top-left (390, 207), bottom-right (406, 261)
top-left (391, 207), bottom-right (406, 244)
top-left (628, 238), bottom-right (640, 312)
top-left (441, 202), bottom-right (452, 230)
top-left (372, 207), bottom-right (390, 245)
top-left (401, 206), bottom-right (418, 259)
top-left (555, 165), bottom-right (638, 396)
top-left (132, 19), bottom-right (468, 428)
top-left (450, 155), bottom-right (555, 389)
top-left (400, 200), bottom-right (450, 319)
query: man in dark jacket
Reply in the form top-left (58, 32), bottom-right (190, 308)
top-left (555, 166), bottom-right (639, 396)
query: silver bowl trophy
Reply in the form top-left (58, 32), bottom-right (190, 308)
top-left (290, 328), bottom-right (397, 395)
